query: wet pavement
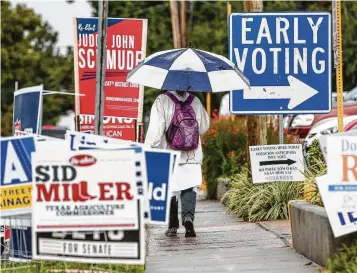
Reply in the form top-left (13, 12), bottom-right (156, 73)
top-left (145, 200), bottom-right (320, 273)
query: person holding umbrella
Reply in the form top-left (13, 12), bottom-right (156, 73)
top-left (145, 89), bottom-right (209, 238)
top-left (127, 47), bottom-right (250, 238)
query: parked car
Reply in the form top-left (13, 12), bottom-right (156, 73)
top-left (303, 115), bottom-right (357, 167)
top-left (304, 115), bottom-right (357, 150)
top-left (344, 86), bottom-right (357, 102)
top-left (344, 118), bottom-right (357, 131)
top-left (285, 100), bottom-right (357, 139)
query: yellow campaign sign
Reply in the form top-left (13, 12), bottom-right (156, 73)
top-left (0, 184), bottom-right (32, 211)
top-left (1, 136), bottom-right (36, 216)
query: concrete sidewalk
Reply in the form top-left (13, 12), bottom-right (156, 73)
top-left (145, 200), bottom-right (320, 273)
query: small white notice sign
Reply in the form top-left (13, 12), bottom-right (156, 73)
top-left (249, 144), bottom-right (305, 183)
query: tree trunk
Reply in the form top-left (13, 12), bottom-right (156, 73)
top-left (180, 0), bottom-right (186, 47)
top-left (169, 0), bottom-right (181, 48)
top-left (243, 0), bottom-right (267, 164)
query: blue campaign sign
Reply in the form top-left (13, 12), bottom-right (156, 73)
top-left (145, 151), bottom-right (171, 224)
top-left (0, 136), bottom-right (36, 216)
top-left (13, 85), bottom-right (43, 135)
top-left (229, 13), bottom-right (331, 114)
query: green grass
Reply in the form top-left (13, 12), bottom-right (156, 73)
top-left (0, 261), bottom-right (145, 273)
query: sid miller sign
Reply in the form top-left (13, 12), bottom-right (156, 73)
top-left (32, 150), bottom-right (140, 232)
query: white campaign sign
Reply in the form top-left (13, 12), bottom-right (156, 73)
top-left (317, 175), bottom-right (357, 238)
top-left (319, 131), bottom-right (357, 165)
top-left (326, 136), bottom-right (357, 182)
top-left (32, 149), bottom-right (139, 232)
top-left (249, 144), bottom-right (304, 183)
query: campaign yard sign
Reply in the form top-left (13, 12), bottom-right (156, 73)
top-left (317, 175), bottom-right (357, 238)
top-left (66, 130), bottom-right (178, 225)
top-left (13, 85), bottom-right (43, 135)
top-left (79, 115), bottom-right (136, 140)
top-left (229, 13), bottom-right (331, 114)
top-left (9, 216), bottom-right (32, 262)
top-left (65, 130), bottom-right (135, 152)
top-left (79, 144), bottom-right (151, 222)
top-left (1, 136), bottom-right (36, 216)
top-left (326, 136), bottom-right (357, 182)
top-left (317, 135), bottom-right (357, 238)
top-left (32, 149), bottom-right (139, 232)
top-left (73, 18), bottom-right (148, 140)
top-left (33, 201), bottom-right (145, 265)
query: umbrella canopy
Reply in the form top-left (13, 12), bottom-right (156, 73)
top-left (127, 48), bottom-right (250, 92)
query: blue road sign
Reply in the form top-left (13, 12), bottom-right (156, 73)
top-left (229, 13), bottom-right (331, 114)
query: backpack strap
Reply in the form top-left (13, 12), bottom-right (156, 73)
top-left (165, 92), bottom-right (195, 105)
top-left (185, 94), bottom-right (195, 105)
top-left (165, 92), bottom-right (180, 104)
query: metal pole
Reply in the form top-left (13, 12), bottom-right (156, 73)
top-left (94, 0), bottom-right (109, 136)
top-left (279, 115), bottom-right (284, 144)
top-left (333, 0), bottom-right (344, 132)
top-left (12, 81), bottom-right (19, 135)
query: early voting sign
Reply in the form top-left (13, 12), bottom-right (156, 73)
top-left (249, 144), bottom-right (304, 183)
top-left (0, 136), bottom-right (36, 216)
top-left (229, 13), bottom-right (331, 114)
top-left (13, 85), bottom-right (43, 135)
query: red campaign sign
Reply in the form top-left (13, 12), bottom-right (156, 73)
top-left (80, 115), bottom-right (136, 141)
top-left (74, 18), bottom-right (147, 139)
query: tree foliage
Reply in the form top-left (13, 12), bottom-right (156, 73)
top-left (1, 1), bottom-right (74, 136)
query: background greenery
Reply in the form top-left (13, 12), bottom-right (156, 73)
top-left (2, 1), bottom-right (357, 135)
top-left (202, 114), bottom-right (300, 199)
top-left (223, 167), bottom-right (303, 221)
top-left (327, 241), bottom-right (357, 273)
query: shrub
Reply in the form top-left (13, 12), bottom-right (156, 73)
top-left (327, 241), bottom-right (357, 273)
top-left (223, 167), bottom-right (304, 222)
top-left (202, 113), bottom-right (300, 199)
top-left (306, 139), bottom-right (326, 172)
top-left (303, 139), bottom-right (327, 206)
top-left (202, 114), bottom-right (247, 199)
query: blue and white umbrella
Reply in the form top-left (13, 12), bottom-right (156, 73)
top-left (127, 48), bottom-right (250, 92)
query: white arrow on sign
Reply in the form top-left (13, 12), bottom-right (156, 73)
top-left (243, 76), bottom-right (319, 109)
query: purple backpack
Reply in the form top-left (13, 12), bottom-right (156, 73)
top-left (165, 92), bottom-right (199, 151)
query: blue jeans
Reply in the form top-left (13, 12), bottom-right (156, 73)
top-left (168, 187), bottom-right (197, 228)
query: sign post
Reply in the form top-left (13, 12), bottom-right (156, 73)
top-left (229, 13), bottom-right (332, 115)
top-left (94, 0), bottom-right (109, 136)
top-left (332, 1), bottom-right (344, 132)
top-left (279, 115), bottom-right (284, 144)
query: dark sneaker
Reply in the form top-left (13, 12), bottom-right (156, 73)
top-left (184, 220), bottom-right (196, 238)
top-left (165, 227), bottom-right (178, 237)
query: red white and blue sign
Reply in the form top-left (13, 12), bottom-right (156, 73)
top-left (13, 85), bottom-right (43, 135)
top-left (229, 13), bottom-right (331, 114)
top-left (73, 18), bottom-right (147, 140)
